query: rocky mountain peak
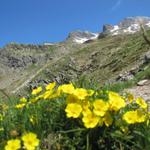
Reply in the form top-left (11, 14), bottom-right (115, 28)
top-left (119, 16), bottom-right (150, 28)
top-left (101, 16), bottom-right (150, 37)
top-left (103, 24), bottom-right (114, 32)
top-left (66, 30), bottom-right (98, 44)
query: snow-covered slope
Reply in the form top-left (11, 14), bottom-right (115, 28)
top-left (66, 31), bottom-right (99, 44)
top-left (102, 16), bottom-right (150, 36)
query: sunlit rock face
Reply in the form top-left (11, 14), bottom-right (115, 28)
top-left (101, 16), bottom-right (150, 36)
top-left (66, 31), bottom-right (99, 44)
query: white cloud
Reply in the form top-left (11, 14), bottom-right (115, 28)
top-left (111, 0), bottom-right (123, 11)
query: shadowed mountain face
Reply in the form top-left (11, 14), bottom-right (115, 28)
top-left (0, 16), bottom-right (150, 96)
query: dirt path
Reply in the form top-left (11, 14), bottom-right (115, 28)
top-left (125, 79), bottom-right (150, 101)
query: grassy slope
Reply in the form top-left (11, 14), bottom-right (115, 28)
top-left (1, 30), bottom-right (150, 96)
top-left (32, 30), bottom-right (150, 89)
top-left (0, 43), bottom-right (81, 95)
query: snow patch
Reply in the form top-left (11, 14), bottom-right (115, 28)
top-left (146, 21), bottom-right (150, 27)
top-left (126, 26), bottom-right (136, 33)
top-left (90, 33), bottom-right (99, 39)
top-left (43, 43), bottom-right (54, 46)
top-left (112, 31), bottom-right (119, 35)
top-left (73, 33), bottom-right (99, 44)
top-left (130, 24), bottom-right (140, 30)
top-left (123, 24), bottom-right (140, 34)
top-left (74, 37), bottom-right (90, 44)
top-left (110, 25), bottom-right (119, 32)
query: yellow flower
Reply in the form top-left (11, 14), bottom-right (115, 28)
top-left (30, 98), bottom-right (39, 103)
top-left (82, 112), bottom-right (99, 128)
top-left (31, 86), bottom-right (42, 95)
top-left (127, 93), bottom-right (134, 103)
top-left (20, 97), bottom-right (27, 103)
top-left (136, 97), bottom-right (148, 109)
top-left (42, 90), bottom-right (54, 99)
top-left (58, 83), bottom-right (75, 94)
top-left (73, 88), bottom-right (88, 100)
top-left (15, 103), bottom-right (26, 109)
top-left (5, 139), bottom-right (21, 150)
top-left (46, 82), bottom-right (56, 90)
top-left (93, 99), bottom-right (109, 117)
top-left (30, 94), bottom-right (44, 103)
top-left (122, 109), bottom-right (146, 124)
top-left (87, 89), bottom-right (95, 96)
top-left (66, 94), bottom-right (80, 104)
top-left (109, 91), bottom-right (126, 111)
top-left (30, 116), bottom-right (37, 125)
top-left (123, 110), bottom-right (137, 124)
top-left (49, 90), bottom-right (61, 99)
top-left (65, 103), bottom-right (82, 118)
top-left (22, 132), bottom-right (40, 150)
top-left (98, 117), bottom-right (104, 126)
top-left (146, 112), bottom-right (150, 126)
top-left (82, 108), bottom-right (92, 117)
top-left (147, 120), bottom-right (150, 126)
top-left (103, 112), bottom-right (113, 127)
top-left (82, 100), bottom-right (91, 110)
top-left (136, 109), bottom-right (146, 123)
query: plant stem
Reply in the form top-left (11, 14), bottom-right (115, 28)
top-left (86, 132), bottom-right (90, 150)
top-left (58, 128), bottom-right (86, 134)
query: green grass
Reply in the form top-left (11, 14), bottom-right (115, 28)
top-left (102, 64), bottom-right (150, 93)
top-left (1, 79), bottom-right (150, 149)
top-left (103, 80), bottom-right (135, 93)
top-left (135, 65), bottom-right (150, 80)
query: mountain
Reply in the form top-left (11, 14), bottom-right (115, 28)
top-left (0, 16), bottom-right (150, 97)
top-left (100, 16), bottom-right (150, 37)
top-left (66, 31), bottom-right (99, 44)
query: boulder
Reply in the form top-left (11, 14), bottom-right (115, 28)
top-left (137, 80), bottom-right (149, 86)
top-left (144, 51), bottom-right (150, 63)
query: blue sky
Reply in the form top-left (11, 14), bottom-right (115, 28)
top-left (0, 0), bottom-right (150, 47)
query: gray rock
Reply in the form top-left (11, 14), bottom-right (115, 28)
top-left (116, 72), bottom-right (134, 81)
top-left (144, 51), bottom-right (150, 63)
top-left (137, 80), bottom-right (149, 86)
top-left (103, 24), bottom-right (114, 32)
top-left (99, 16), bottom-right (150, 37)
top-left (67, 31), bottom-right (96, 39)
top-left (129, 67), bottom-right (140, 75)
top-left (119, 16), bottom-right (150, 28)
top-left (66, 30), bottom-right (98, 43)
top-left (0, 43), bottom-right (53, 69)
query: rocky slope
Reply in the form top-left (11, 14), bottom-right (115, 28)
top-left (66, 31), bottom-right (98, 44)
top-left (0, 16), bottom-right (150, 97)
top-left (0, 42), bottom-right (82, 94)
top-left (99, 16), bottom-right (150, 37)
top-left (126, 79), bottom-right (150, 102)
